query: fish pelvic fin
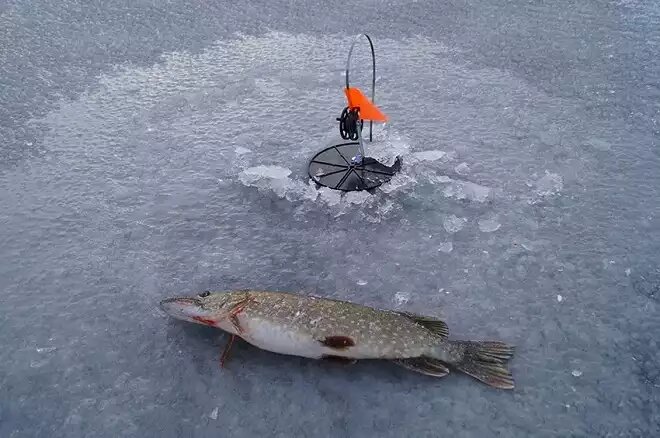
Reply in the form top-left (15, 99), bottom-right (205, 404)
top-left (391, 357), bottom-right (449, 378)
top-left (446, 340), bottom-right (515, 390)
top-left (396, 311), bottom-right (449, 338)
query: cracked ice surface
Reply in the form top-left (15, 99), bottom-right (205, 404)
top-left (1, 1), bottom-right (659, 437)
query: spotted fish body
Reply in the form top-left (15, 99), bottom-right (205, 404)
top-left (160, 290), bottom-right (515, 389)
top-left (231, 291), bottom-right (444, 358)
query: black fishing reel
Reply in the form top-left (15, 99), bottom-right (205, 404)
top-left (336, 106), bottom-right (363, 141)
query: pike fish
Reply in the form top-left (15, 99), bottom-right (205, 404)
top-left (160, 290), bottom-right (515, 389)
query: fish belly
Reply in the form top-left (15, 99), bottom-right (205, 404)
top-left (239, 318), bottom-right (327, 359)
top-left (238, 317), bottom-right (387, 360)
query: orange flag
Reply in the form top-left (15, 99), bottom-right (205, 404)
top-left (344, 87), bottom-right (388, 122)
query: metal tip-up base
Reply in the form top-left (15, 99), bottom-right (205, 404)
top-left (308, 142), bottom-right (401, 192)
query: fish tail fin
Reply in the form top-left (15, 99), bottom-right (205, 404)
top-left (448, 340), bottom-right (515, 390)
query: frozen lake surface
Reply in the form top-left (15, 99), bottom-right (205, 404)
top-left (1, 1), bottom-right (659, 436)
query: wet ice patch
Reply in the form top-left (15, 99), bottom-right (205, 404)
top-left (443, 215), bottom-right (467, 233)
top-left (585, 137), bottom-right (611, 151)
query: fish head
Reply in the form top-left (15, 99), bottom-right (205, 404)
top-left (159, 290), bottom-right (236, 327)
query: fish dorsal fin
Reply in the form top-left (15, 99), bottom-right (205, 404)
top-left (397, 311), bottom-right (449, 338)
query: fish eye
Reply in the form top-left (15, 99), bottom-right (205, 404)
top-left (198, 291), bottom-right (210, 298)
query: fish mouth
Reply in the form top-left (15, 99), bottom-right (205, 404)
top-left (159, 297), bottom-right (207, 322)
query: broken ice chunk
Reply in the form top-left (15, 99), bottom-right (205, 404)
top-left (455, 162), bottom-right (470, 175)
top-left (437, 242), bottom-right (453, 253)
top-left (535, 171), bottom-right (563, 197)
top-left (443, 215), bottom-right (467, 233)
top-left (478, 216), bottom-right (501, 233)
top-left (413, 150), bottom-right (447, 162)
top-left (394, 291), bottom-right (410, 306)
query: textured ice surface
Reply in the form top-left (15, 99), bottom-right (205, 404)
top-left (437, 241), bottom-right (454, 253)
top-left (1, 0), bottom-right (660, 437)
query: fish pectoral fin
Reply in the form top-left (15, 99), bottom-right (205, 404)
top-left (391, 357), bottom-right (450, 378)
top-left (318, 335), bottom-right (355, 350)
top-left (396, 311), bottom-right (449, 338)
